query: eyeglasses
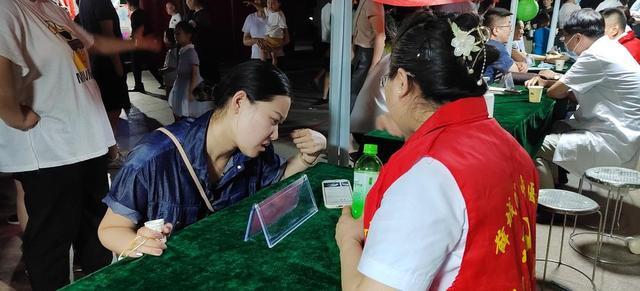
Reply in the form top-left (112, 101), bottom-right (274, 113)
top-left (560, 34), bottom-right (577, 44)
top-left (380, 71), bottom-right (415, 88)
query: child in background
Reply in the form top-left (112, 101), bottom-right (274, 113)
top-left (533, 12), bottom-right (550, 55)
top-left (245, 0), bottom-right (287, 66)
top-left (168, 21), bottom-right (213, 119)
top-left (159, 28), bottom-right (178, 99)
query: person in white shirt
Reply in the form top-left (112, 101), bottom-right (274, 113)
top-left (244, 0), bottom-right (288, 66)
top-left (525, 9), bottom-right (640, 189)
top-left (241, 0), bottom-right (285, 60)
top-left (558, 0), bottom-right (581, 28)
top-left (595, 0), bottom-right (623, 11)
top-left (165, 1), bottom-right (182, 29)
top-left (511, 20), bottom-right (533, 65)
top-left (631, 0), bottom-right (640, 17)
top-left (336, 12), bottom-right (536, 291)
top-left (0, 0), bottom-right (159, 289)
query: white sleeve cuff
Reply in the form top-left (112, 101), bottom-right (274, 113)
top-left (359, 256), bottom-right (432, 291)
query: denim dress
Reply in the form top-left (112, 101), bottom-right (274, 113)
top-left (103, 111), bottom-right (287, 231)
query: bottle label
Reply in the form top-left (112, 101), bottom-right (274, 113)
top-left (351, 171), bottom-right (379, 218)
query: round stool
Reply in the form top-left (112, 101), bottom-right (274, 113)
top-left (575, 167), bottom-right (640, 265)
top-left (537, 189), bottom-right (602, 290)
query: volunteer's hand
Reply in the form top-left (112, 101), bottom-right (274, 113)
top-left (292, 128), bottom-right (326, 164)
top-left (130, 223), bottom-right (173, 257)
top-left (335, 207), bottom-right (364, 250)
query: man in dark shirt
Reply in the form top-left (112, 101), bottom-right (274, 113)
top-left (127, 0), bottom-right (163, 92)
top-left (77, 0), bottom-right (130, 168)
top-left (186, 0), bottom-right (220, 83)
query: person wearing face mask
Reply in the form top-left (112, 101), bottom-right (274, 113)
top-left (602, 7), bottom-right (640, 63)
top-left (336, 12), bottom-right (537, 291)
top-left (525, 9), bottom-right (640, 189)
top-left (98, 60), bottom-right (327, 259)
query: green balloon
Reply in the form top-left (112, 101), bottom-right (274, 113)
top-left (517, 0), bottom-right (539, 21)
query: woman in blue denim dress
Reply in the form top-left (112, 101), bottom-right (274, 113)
top-left (99, 60), bottom-right (327, 258)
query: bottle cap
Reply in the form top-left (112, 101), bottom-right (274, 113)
top-left (363, 144), bottom-right (378, 155)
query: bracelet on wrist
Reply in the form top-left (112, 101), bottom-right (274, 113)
top-left (299, 153), bottom-right (317, 167)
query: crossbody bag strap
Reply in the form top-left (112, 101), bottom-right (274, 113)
top-left (156, 127), bottom-right (214, 213)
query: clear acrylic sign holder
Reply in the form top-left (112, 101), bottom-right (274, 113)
top-left (244, 175), bottom-right (318, 248)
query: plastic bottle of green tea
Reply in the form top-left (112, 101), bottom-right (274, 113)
top-left (351, 144), bottom-right (382, 219)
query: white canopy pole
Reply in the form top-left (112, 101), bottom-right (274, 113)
top-left (327, 0), bottom-right (352, 166)
top-left (508, 0), bottom-right (519, 56)
top-left (547, 0), bottom-right (562, 52)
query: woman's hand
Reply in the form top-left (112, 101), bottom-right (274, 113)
top-left (129, 223), bottom-right (173, 257)
top-left (524, 76), bottom-right (548, 88)
top-left (335, 207), bottom-right (364, 250)
top-left (292, 129), bottom-right (326, 164)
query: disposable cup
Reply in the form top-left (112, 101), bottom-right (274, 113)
top-left (144, 218), bottom-right (164, 232)
top-left (528, 86), bottom-right (543, 103)
top-left (555, 59), bottom-right (565, 71)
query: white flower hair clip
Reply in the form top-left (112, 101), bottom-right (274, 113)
top-left (450, 22), bottom-right (490, 85)
top-left (451, 22), bottom-right (482, 61)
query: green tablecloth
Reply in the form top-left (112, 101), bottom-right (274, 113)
top-left (492, 88), bottom-right (556, 157)
top-left (361, 91), bottom-right (556, 159)
top-left (64, 163), bottom-right (352, 290)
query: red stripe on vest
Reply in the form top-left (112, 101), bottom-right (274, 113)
top-left (363, 97), bottom-right (538, 290)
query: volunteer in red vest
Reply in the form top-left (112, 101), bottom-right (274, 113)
top-left (335, 12), bottom-right (539, 291)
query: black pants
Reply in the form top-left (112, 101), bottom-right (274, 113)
top-left (132, 51), bottom-right (162, 89)
top-left (350, 45), bottom-right (373, 112)
top-left (14, 156), bottom-right (112, 291)
top-left (195, 46), bottom-right (220, 84)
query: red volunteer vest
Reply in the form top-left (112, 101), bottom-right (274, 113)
top-left (363, 97), bottom-right (538, 291)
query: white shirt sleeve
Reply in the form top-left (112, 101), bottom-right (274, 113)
top-left (277, 11), bottom-right (288, 29)
top-left (358, 157), bottom-right (467, 291)
top-left (242, 14), bottom-right (252, 33)
top-left (0, 4), bottom-right (29, 76)
top-left (631, 0), bottom-right (640, 14)
top-left (559, 52), bottom-right (603, 95)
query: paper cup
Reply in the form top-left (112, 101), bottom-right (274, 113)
top-left (144, 219), bottom-right (164, 232)
top-left (484, 93), bottom-right (495, 118)
top-left (555, 59), bottom-right (565, 71)
top-left (528, 86), bottom-right (543, 103)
